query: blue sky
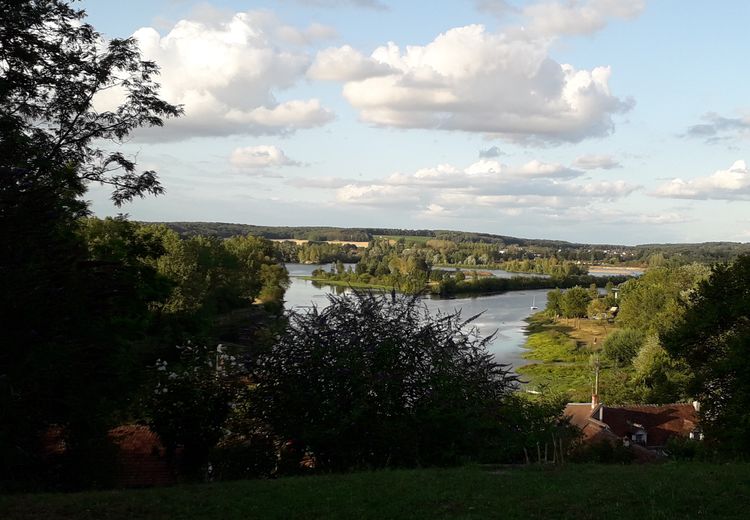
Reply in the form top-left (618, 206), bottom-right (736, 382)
top-left (81, 0), bottom-right (750, 245)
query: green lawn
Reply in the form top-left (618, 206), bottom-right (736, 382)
top-left (2, 464), bottom-right (749, 519)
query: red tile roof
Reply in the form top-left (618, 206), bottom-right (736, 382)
top-left (564, 402), bottom-right (698, 461)
top-left (599, 404), bottom-right (698, 447)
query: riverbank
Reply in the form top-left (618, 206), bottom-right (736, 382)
top-left (518, 313), bottom-right (615, 401)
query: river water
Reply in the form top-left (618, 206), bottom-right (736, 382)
top-left (283, 263), bottom-right (548, 369)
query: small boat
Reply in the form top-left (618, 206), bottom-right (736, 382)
top-left (530, 296), bottom-right (538, 310)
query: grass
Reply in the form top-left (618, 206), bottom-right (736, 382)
top-left (517, 363), bottom-right (592, 401)
top-left (519, 314), bottom-right (616, 400)
top-left (522, 329), bottom-right (585, 363)
top-left (2, 464), bottom-right (749, 519)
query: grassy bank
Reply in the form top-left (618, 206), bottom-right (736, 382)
top-left (518, 314), bottom-right (614, 401)
top-left (3, 464), bottom-right (749, 519)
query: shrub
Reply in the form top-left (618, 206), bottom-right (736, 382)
top-left (254, 291), bottom-right (520, 470)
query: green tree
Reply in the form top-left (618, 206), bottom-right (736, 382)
top-left (631, 335), bottom-right (688, 404)
top-left (546, 288), bottom-right (563, 317)
top-left (560, 286), bottom-right (591, 318)
top-left (662, 256), bottom-right (750, 455)
top-left (1, 0), bottom-right (180, 487)
top-left (1, 0), bottom-right (182, 204)
top-left (602, 328), bottom-right (645, 367)
top-left (616, 264), bottom-right (710, 335)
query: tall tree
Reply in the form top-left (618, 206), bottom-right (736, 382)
top-left (662, 256), bottom-right (750, 455)
top-left (0, 0), bottom-right (180, 488)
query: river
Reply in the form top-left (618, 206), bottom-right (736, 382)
top-left (283, 263), bottom-right (548, 369)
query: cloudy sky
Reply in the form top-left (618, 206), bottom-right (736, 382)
top-left (81, 0), bottom-right (750, 245)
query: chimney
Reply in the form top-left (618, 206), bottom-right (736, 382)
top-left (591, 393), bottom-right (599, 409)
top-left (692, 400), bottom-right (700, 412)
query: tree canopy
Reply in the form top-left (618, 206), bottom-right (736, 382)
top-left (1, 0), bottom-right (182, 204)
top-left (662, 255), bottom-right (750, 456)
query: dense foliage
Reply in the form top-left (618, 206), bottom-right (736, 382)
top-left (160, 223), bottom-right (750, 266)
top-left (254, 291), bottom-right (566, 469)
top-left (1, 0), bottom-right (181, 489)
top-left (662, 255), bottom-right (750, 456)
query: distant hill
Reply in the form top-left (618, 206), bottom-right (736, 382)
top-left (144, 222), bottom-right (750, 264)
top-left (147, 222), bottom-right (590, 248)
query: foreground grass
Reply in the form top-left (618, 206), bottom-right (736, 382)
top-left (3, 464), bottom-right (749, 519)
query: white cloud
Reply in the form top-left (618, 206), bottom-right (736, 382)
top-left (309, 45), bottom-right (395, 81)
top-left (335, 184), bottom-right (420, 206)
top-left (128, 11), bottom-right (334, 141)
top-left (573, 154), bottom-right (622, 169)
top-left (653, 160), bottom-right (750, 200)
top-left (230, 145), bottom-right (300, 170)
top-left (325, 157), bottom-right (638, 220)
top-left (524, 0), bottom-right (646, 37)
top-left (336, 24), bottom-right (631, 143)
top-left (384, 159), bottom-right (582, 187)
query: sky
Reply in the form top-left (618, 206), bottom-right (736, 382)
top-left (79, 0), bottom-right (750, 245)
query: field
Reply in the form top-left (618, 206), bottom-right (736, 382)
top-left (2, 464), bottom-right (749, 519)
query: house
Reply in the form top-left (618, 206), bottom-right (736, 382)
top-left (564, 395), bottom-right (700, 460)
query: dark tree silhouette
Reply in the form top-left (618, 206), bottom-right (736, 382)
top-left (255, 291), bottom-right (520, 470)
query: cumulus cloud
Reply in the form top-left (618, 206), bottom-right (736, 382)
top-left (653, 160), bottom-right (750, 200)
top-left (308, 45), bottom-right (395, 81)
top-left (127, 11), bottom-right (335, 141)
top-left (334, 24), bottom-right (631, 143)
top-left (323, 157), bottom-right (639, 220)
top-left (573, 154), bottom-right (622, 169)
top-left (683, 112), bottom-right (750, 144)
top-left (230, 145), bottom-right (300, 170)
top-left (523, 0), bottom-right (646, 37)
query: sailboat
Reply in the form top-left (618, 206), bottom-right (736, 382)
top-left (530, 296), bottom-right (538, 310)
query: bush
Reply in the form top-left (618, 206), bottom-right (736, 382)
top-left (254, 291), bottom-right (521, 470)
